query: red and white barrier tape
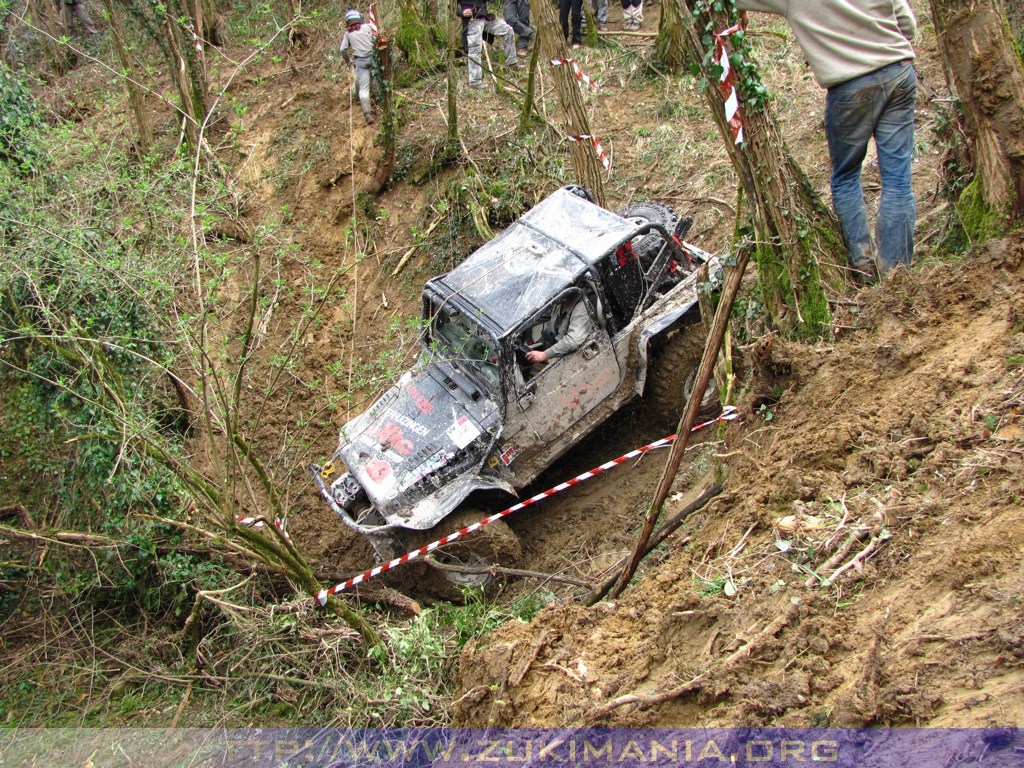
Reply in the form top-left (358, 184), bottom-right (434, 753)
top-left (367, 1), bottom-right (379, 35)
top-left (185, 23), bottom-right (203, 54)
top-left (713, 24), bottom-right (744, 145)
top-left (567, 133), bottom-right (610, 170)
top-left (549, 57), bottom-right (598, 89)
top-left (317, 406), bottom-right (739, 603)
top-left (236, 515), bottom-right (293, 546)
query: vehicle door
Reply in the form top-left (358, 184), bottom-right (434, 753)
top-left (511, 287), bottom-right (620, 445)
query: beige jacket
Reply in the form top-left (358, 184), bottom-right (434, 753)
top-left (735, 0), bottom-right (916, 88)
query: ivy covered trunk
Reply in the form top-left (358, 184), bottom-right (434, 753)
top-left (370, 35), bottom-right (397, 192)
top-left (681, 1), bottom-right (846, 338)
top-left (931, 0), bottom-right (1024, 235)
top-left (535, 0), bottom-right (606, 206)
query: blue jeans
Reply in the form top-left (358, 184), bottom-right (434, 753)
top-left (825, 61), bottom-right (917, 278)
top-left (503, 0), bottom-right (533, 49)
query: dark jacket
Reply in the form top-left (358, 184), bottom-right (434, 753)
top-left (458, 0), bottom-right (493, 20)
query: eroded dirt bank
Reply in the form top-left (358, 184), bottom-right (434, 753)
top-left (451, 239), bottom-right (1024, 728)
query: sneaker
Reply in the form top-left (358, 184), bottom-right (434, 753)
top-left (517, 47), bottom-right (528, 56)
top-left (467, 81), bottom-right (486, 90)
top-left (571, 41), bottom-right (581, 49)
top-left (509, 60), bottom-right (522, 70)
top-left (597, 23), bottom-right (607, 32)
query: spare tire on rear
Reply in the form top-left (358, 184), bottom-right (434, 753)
top-left (615, 201), bottom-right (695, 267)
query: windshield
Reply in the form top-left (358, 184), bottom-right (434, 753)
top-left (430, 304), bottom-right (501, 390)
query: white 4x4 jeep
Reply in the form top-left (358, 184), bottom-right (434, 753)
top-left (311, 186), bottom-right (717, 583)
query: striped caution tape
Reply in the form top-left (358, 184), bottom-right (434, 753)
top-left (549, 57), bottom-right (598, 88)
top-left (367, 0), bottom-right (379, 35)
top-left (236, 515), bottom-right (293, 546)
top-left (566, 133), bottom-right (610, 170)
top-left (316, 406), bottom-right (739, 604)
top-left (713, 24), bottom-right (744, 145)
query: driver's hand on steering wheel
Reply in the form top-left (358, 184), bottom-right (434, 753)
top-left (525, 349), bottom-right (548, 363)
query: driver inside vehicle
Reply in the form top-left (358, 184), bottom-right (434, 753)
top-left (524, 294), bottom-right (594, 364)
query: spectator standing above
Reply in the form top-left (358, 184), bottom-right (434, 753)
top-left (503, 0), bottom-right (534, 56)
top-left (620, 0), bottom-right (642, 31)
top-left (736, 0), bottom-right (918, 283)
top-left (63, 0), bottom-right (98, 35)
top-left (592, 0), bottom-right (609, 33)
top-left (340, 9), bottom-right (378, 125)
top-left (559, 0), bottom-right (583, 48)
top-left (460, 0), bottom-right (519, 89)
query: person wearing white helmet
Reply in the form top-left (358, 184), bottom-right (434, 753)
top-left (340, 9), bottom-right (378, 125)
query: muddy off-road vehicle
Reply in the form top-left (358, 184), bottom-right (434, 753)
top-left (311, 186), bottom-right (718, 584)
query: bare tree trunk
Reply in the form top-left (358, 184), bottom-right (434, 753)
top-left (679, 0), bottom-right (845, 337)
top-left (518, 30), bottom-right (541, 135)
top-left (655, 0), bottom-right (686, 70)
top-left (535, 0), bottom-right (606, 206)
top-left (446, 0), bottom-right (459, 155)
top-left (162, 2), bottom-right (208, 149)
top-left (102, 0), bottom-right (152, 156)
top-left (195, 0), bottom-right (224, 47)
top-left (931, 0), bottom-right (1024, 229)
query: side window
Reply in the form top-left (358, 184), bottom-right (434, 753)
top-left (512, 286), bottom-right (607, 390)
top-left (599, 243), bottom-right (649, 329)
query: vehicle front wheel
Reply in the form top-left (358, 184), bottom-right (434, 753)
top-left (646, 323), bottom-right (719, 432)
top-left (413, 509), bottom-right (522, 599)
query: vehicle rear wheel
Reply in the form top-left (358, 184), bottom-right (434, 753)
top-left (412, 509), bottom-right (522, 598)
top-left (647, 323), bottom-right (719, 432)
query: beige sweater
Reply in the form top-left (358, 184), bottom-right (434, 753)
top-left (735, 0), bottom-right (916, 88)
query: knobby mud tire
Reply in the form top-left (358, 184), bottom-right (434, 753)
top-left (407, 509), bottom-right (522, 601)
top-left (615, 201), bottom-right (679, 264)
top-left (646, 323), bottom-right (718, 432)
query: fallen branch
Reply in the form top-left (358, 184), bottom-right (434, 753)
top-left (391, 213), bottom-right (445, 276)
top-left (612, 240), bottom-right (753, 598)
top-left (804, 528), bottom-right (868, 587)
top-left (597, 30), bottom-right (656, 37)
top-left (424, 556), bottom-right (592, 588)
top-left (0, 522), bottom-right (117, 548)
top-left (351, 583), bottom-right (423, 615)
top-left (585, 482), bottom-right (723, 605)
top-left (0, 504), bottom-right (35, 528)
top-left (823, 533), bottom-right (889, 585)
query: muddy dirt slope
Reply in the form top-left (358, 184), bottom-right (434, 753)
top-left (451, 240), bottom-right (1024, 728)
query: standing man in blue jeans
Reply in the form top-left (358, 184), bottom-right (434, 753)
top-left (736, 0), bottom-right (918, 283)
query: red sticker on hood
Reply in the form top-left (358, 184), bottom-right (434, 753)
top-left (366, 459), bottom-right (393, 483)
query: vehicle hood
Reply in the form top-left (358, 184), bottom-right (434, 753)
top-left (337, 361), bottom-right (502, 526)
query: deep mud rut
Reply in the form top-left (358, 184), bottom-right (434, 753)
top-left (449, 241), bottom-right (1024, 728)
